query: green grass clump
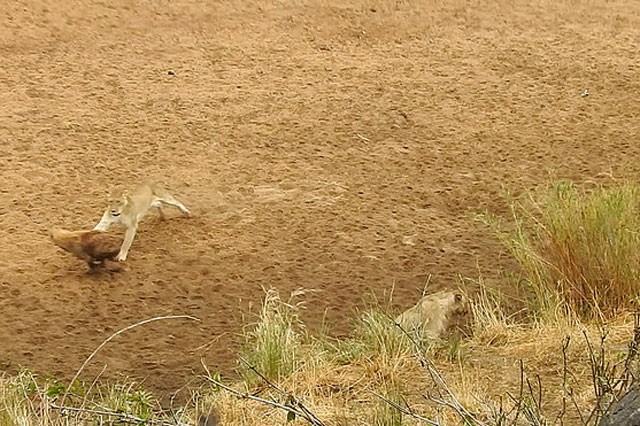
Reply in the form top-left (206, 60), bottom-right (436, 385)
top-left (240, 288), bottom-right (305, 382)
top-left (0, 370), bottom-right (166, 426)
top-left (485, 181), bottom-right (640, 321)
top-left (1, 372), bottom-right (34, 426)
top-left (353, 308), bottom-right (415, 362)
top-left (331, 305), bottom-right (442, 365)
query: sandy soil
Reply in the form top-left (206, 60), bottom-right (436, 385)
top-left (0, 0), bottom-right (638, 396)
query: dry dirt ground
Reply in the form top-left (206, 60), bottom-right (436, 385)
top-left (0, 0), bottom-right (638, 396)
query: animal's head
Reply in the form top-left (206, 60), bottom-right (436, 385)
top-left (450, 290), bottom-right (470, 316)
top-left (419, 290), bottom-right (470, 315)
top-left (104, 191), bottom-right (133, 218)
top-left (106, 194), bottom-right (125, 217)
top-left (446, 290), bottom-right (473, 336)
top-left (95, 191), bottom-right (132, 230)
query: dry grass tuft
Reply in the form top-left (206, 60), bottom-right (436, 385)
top-left (483, 181), bottom-right (640, 321)
top-left (2, 288), bottom-right (639, 426)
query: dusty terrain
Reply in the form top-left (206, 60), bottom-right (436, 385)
top-left (0, 0), bottom-right (638, 396)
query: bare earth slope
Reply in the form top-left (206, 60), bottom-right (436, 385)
top-left (0, 0), bottom-right (638, 395)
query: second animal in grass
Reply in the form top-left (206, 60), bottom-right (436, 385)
top-left (395, 290), bottom-right (471, 339)
top-left (94, 182), bottom-right (191, 261)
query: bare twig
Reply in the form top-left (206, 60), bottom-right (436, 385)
top-left (50, 404), bottom-right (185, 425)
top-left (584, 328), bottom-right (610, 424)
top-left (60, 315), bottom-right (201, 407)
top-left (385, 311), bottom-right (488, 426)
top-left (505, 361), bottom-right (549, 426)
top-left (370, 391), bottom-right (439, 425)
top-left (356, 133), bottom-right (370, 143)
top-left (618, 311), bottom-right (640, 392)
top-left (584, 317), bottom-right (640, 425)
top-left (239, 356), bottom-right (288, 398)
top-left (238, 356), bottom-right (325, 425)
top-left (81, 364), bottom-right (108, 412)
top-left (510, 359), bottom-right (525, 425)
top-left (557, 336), bottom-right (569, 424)
top-left (202, 374), bottom-right (325, 426)
top-left (556, 335), bottom-right (587, 425)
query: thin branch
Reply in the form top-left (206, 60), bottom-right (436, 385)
top-left (60, 315), bottom-right (201, 407)
top-left (202, 374), bottom-right (325, 426)
top-left (356, 133), bottom-right (370, 143)
top-left (238, 356), bottom-right (325, 425)
top-left (50, 404), bottom-right (184, 425)
top-left (385, 311), bottom-right (488, 426)
top-left (238, 356), bottom-right (288, 398)
top-left (81, 364), bottom-right (108, 412)
top-left (370, 391), bottom-right (439, 425)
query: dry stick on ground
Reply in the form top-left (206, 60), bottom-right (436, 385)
top-left (370, 391), bottom-right (440, 425)
top-left (557, 335), bottom-right (588, 426)
top-left (231, 356), bottom-right (325, 426)
top-left (80, 363), bottom-right (108, 413)
top-left (584, 328), bottom-right (613, 425)
top-left (201, 374), bottom-right (326, 426)
top-left (238, 355), bottom-right (325, 423)
top-left (385, 312), bottom-right (488, 426)
top-left (49, 404), bottom-right (186, 426)
top-left (58, 315), bottom-right (201, 409)
top-left (506, 361), bottom-right (546, 426)
top-left (583, 318), bottom-right (640, 425)
top-left (238, 356), bottom-right (290, 399)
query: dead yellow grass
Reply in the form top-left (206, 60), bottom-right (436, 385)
top-left (0, 312), bottom-right (636, 425)
top-left (195, 315), bottom-right (636, 425)
top-left (2, 283), bottom-right (637, 426)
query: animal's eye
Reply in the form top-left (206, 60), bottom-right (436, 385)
top-left (111, 211), bottom-right (120, 216)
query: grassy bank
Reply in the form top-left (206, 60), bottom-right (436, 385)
top-left (3, 182), bottom-right (640, 425)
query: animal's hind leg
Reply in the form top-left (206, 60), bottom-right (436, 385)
top-left (158, 194), bottom-right (190, 216)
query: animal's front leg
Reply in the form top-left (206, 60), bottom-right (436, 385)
top-left (116, 225), bottom-right (138, 262)
top-left (94, 210), bottom-right (113, 231)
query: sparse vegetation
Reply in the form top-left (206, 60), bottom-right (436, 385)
top-left (2, 291), bottom-right (639, 425)
top-left (483, 181), bottom-right (640, 321)
top-left (4, 182), bottom-right (640, 425)
top-left (352, 307), bottom-right (415, 361)
top-left (240, 288), bottom-right (306, 383)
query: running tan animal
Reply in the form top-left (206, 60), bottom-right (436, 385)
top-left (94, 182), bottom-right (190, 261)
top-left (395, 290), bottom-right (471, 339)
top-left (50, 228), bottom-right (124, 271)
